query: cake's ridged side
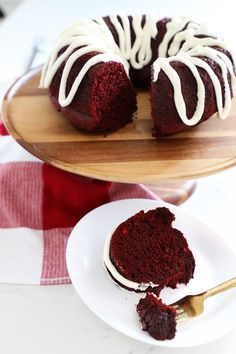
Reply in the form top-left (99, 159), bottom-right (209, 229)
top-left (151, 49), bottom-right (234, 136)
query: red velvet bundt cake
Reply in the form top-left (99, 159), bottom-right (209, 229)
top-left (137, 293), bottom-right (177, 340)
top-left (40, 14), bottom-right (236, 135)
top-left (103, 207), bottom-right (195, 293)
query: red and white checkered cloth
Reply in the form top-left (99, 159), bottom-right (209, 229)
top-left (0, 120), bottom-right (160, 285)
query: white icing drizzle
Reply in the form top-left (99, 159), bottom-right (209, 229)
top-left (40, 13), bottom-right (236, 126)
top-left (153, 54), bottom-right (205, 126)
top-left (158, 17), bottom-right (190, 58)
top-left (40, 13), bottom-right (158, 107)
top-left (153, 46), bottom-right (236, 125)
top-left (59, 52), bottom-right (129, 107)
top-left (153, 16), bottom-right (236, 126)
top-left (109, 13), bottom-right (157, 69)
top-left (102, 229), bottom-right (158, 292)
top-left (180, 37), bottom-right (227, 54)
top-left (158, 17), bottom-right (227, 58)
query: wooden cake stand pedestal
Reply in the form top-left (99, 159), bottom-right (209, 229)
top-left (2, 68), bottom-right (236, 204)
top-left (145, 181), bottom-right (196, 205)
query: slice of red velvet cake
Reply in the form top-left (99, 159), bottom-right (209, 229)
top-left (103, 207), bottom-right (195, 293)
top-left (137, 293), bottom-right (177, 340)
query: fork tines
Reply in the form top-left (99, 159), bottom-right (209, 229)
top-left (173, 305), bottom-right (190, 322)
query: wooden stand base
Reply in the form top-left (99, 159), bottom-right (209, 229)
top-left (145, 180), bottom-right (197, 205)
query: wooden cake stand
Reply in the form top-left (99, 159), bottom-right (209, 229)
top-left (2, 67), bottom-right (236, 204)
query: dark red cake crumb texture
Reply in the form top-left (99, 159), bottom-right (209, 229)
top-left (49, 51), bottom-right (137, 133)
top-left (110, 207), bottom-right (195, 289)
top-left (137, 293), bottom-right (177, 340)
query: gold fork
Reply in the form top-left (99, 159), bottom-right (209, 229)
top-left (170, 277), bottom-right (236, 321)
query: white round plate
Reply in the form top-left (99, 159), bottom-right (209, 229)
top-left (66, 199), bottom-right (236, 348)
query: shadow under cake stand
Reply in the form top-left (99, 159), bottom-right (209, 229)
top-left (2, 67), bottom-right (236, 205)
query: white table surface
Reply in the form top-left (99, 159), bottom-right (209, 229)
top-left (0, 0), bottom-right (236, 353)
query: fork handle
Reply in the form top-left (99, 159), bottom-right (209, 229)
top-left (203, 277), bottom-right (236, 299)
